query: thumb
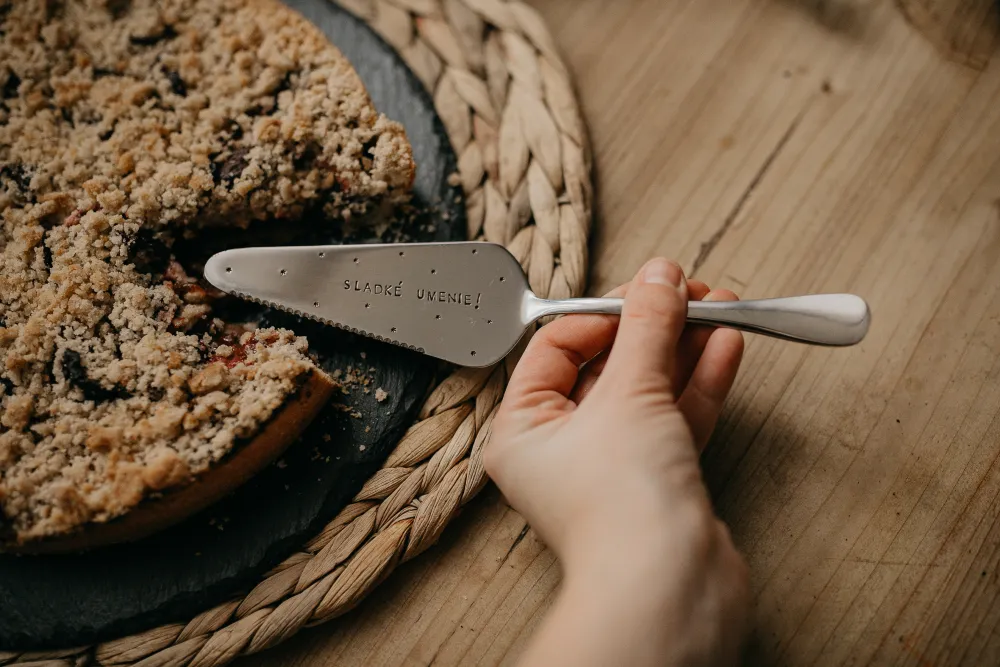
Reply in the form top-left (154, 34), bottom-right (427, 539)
top-left (603, 258), bottom-right (688, 394)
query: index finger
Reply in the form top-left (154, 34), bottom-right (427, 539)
top-left (505, 283), bottom-right (629, 404)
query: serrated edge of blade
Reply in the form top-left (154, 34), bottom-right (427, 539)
top-left (228, 289), bottom-right (426, 355)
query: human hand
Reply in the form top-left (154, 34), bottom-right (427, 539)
top-left (486, 258), bottom-right (750, 667)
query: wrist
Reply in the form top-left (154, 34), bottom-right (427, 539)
top-left (559, 501), bottom-right (685, 587)
top-left (557, 508), bottom-right (747, 667)
top-left (555, 548), bottom-right (695, 667)
top-left (561, 523), bottom-right (678, 608)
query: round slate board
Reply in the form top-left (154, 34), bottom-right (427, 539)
top-left (0, 1), bottom-right (465, 650)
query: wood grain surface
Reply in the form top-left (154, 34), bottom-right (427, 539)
top-left (245, 0), bottom-right (1000, 664)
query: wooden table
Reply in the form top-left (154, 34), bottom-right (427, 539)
top-left (248, 1), bottom-right (1000, 664)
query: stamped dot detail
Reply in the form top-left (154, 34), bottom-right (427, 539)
top-left (225, 267), bottom-right (232, 273)
top-left (279, 269), bottom-right (287, 276)
top-left (318, 252), bottom-right (325, 258)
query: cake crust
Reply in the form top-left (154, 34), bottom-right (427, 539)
top-left (0, 0), bottom-right (415, 546)
top-left (4, 367), bottom-right (337, 554)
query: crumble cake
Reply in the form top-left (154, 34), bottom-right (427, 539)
top-left (0, 0), bottom-right (415, 549)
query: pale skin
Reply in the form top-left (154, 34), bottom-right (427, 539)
top-left (486, 258), bottom-right (750, 667)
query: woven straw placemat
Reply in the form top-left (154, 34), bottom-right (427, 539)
top-left (0, 0), bottom-right (591, 664)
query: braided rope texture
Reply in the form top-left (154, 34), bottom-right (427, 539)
top-left (1, 0), bottom-right (592, 664)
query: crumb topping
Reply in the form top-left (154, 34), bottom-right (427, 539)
top-left (0, 0), bottom-right (415, 541)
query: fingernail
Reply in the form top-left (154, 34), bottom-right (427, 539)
top-left (640, 258), bottom-right (684, 288)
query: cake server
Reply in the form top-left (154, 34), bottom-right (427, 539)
top-left (203, 242), bottom-right (870, 368)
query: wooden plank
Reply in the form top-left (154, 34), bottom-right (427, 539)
top-left (251, 1), bottom-right (1000, 665)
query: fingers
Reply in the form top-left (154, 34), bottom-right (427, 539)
top-left (572, 281), bottom-right (714, 403)
top-left (673, 288), bottom-right (738, 396)
top-left (569, 349), bottom-right (610, 403)
top-left (687, 280), bottom-right (711, 301)
top-left (676, 322), bottom-right (744, 451)
top-left (602, 258), bottom-right (689, 394)
top-left (671, 282), bottom-right (711, 396)
top-left (505, 283), bottom-right (629, 406)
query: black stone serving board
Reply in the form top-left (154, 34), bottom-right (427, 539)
top-left (0, 0), bottom-right (465, 650)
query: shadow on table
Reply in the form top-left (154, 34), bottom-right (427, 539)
top-left (768, 0), bottom-right (873, 41)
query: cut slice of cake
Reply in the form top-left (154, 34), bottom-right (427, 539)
top-left (0, 0), bottom-right (415, 550)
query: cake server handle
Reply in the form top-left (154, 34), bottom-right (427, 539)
top-left (527, 294), bottom-right (870, 347)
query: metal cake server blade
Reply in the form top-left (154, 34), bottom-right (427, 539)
top-left (203, 242), bottom-right (871, 368)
